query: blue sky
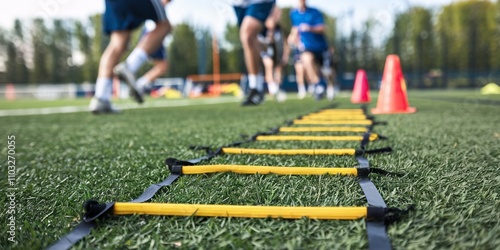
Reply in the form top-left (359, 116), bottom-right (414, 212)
top-left (0, 0), bottom-right (455, 34)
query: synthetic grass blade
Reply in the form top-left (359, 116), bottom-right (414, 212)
top-left (221, 148), bottom-right (357, 155)
top-left (112, 203), bottom-right (372, 220)
top-left (255, 134), bottom-right (379, 141)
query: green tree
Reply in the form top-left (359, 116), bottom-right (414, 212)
top-left (0, 28), bottom-right (6, 83)
top-left (50, 19), bottom-right (72, 83)
top-left (280, 7), bottom-right (293, 38)
top-left (90, 14), bottom-right (109, 82)
top-left (168, 23), bottom-right (198, 77)
top-left (437, 0), bottom-right (497, 87)
top-left (384, 7), bottom-right (436, 87)
top-left (6, 41), bottom-right (18, 83)
top-left (75, 20), bottom-right (94, 82)
top-left (10, 19), bottom-right (30, 83)
top-left (31, 18), bottom-right (51, 83)
top-left (223, 24), bottom-right (244, 73)
top-left (410, 7), bottom-right (435, 87)
top-left (324, 14), bottom-right (336, 47)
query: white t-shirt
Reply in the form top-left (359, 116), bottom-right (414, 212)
top-left (232, 0), bottom-right (274, 7)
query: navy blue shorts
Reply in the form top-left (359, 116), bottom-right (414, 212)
top-left (302, 50), bottom-right (326, 66)
top-left (150, 46), bottom-right (167, 60)
top-left (104, 0), bottom-right (167, 35)
top-left (234, 2), bottom-right (275, 27)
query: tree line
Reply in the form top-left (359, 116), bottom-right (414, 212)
top-left (0, 0), bottom-right (498, 88)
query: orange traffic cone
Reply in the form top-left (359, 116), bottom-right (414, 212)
top-left (372, 55), bottom-right (416, 114)
top-left (351, 69), bottom-right (371, 104)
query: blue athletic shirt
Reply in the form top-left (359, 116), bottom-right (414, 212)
top-left (232, 0), bottom-right (275, 7)
top-left (290, 7), bottom-right (328, 52)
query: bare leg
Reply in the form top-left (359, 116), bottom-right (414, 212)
top-left (240, 17), bottom-right (263, 76)
top-left (136, 21), bottom-right (171, 55)
top-left (295, 62), bottom-right (306, 98)
top-left (142, 60), bottom-right (169, 83)
top-left (263, 57), bottom-right (278, 94)
top-left (98, 31), bottom-right (131, 78)
top-left (300, 52), bottom-right (320, 85)
top-left (274, 64), bottom-right (282, 86)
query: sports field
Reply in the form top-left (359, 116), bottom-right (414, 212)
top-left (1, 90), bottom-right (499, 249)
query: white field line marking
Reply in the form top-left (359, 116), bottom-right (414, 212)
top-left (0, 97), bottom-right (241, 117)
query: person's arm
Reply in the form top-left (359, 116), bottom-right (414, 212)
top-left (281, 41), bottom-right (290, 66)
top-left (298, 24), bottom-right (325, 34)
top-left (287, 27), bottom-right (298, 46)
top-left (298, 9), bottom-right (325, 34)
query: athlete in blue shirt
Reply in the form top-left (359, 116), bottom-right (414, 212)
top-left (288, 0), bottom-right (328, 100)
top-left (90, 0), bottom-right (172, 114)
top-left (233, 0), bottom-right (276, 106)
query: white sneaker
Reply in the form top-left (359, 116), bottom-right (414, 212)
top-left (307, 85), bottom-right (315, 96)
top-left (298, 91), bottom-right (307, 99)
top-left (275, 90), bottom-right (287, 103)
top-left (113, 62), bottom-right (144, 104)
top-left (89, 97), bottom-right (120, 114)
top-left (327, 86), bottom-right (336, 101)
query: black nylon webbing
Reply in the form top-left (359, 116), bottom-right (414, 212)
top-left (46, 172), bottom-right (182, 250)
top-left (357, 156), bottom-right (392, 250)
top-left (46, 221), bottom-right (96, 250)
top-left (130, 174), bottom-right (181, 203)
top-left (366, 221), bottom-right (392, 250)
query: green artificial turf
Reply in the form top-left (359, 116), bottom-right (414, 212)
top-left (0, 90), bottom-right (499, 249)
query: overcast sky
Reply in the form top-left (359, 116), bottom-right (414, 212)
top-left (0, 0), bottom-right (457, 34)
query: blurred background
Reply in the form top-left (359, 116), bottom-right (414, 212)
top-left (0, 0), bottom-right (499, 100)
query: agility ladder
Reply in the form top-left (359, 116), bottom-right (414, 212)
top-left (48, 105), bottom-right (409, 250)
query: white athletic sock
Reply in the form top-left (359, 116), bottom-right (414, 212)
top-left (248, 74), bottom-right (258, 90)
top-left (327, 85), bottom-right (335, 98)
top-left (94, 78), bottom-right (113, 101)
top-left (126, 48), bottom-right (148, 74)
top-left (298, 84), bottom-right (306, 94)
top-left (257, 74), bottom-right (264, 92)
top-left (308, 84), bottom-right (315, 94)
top-left (268, 82), bottom-right (279, 95)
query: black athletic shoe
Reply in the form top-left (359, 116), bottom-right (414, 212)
top-left (241, 88), bottom-right (264, 106)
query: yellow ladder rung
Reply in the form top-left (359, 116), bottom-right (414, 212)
top-left (255, 135), bottom-right (378, 141)
top-left (279, 127), bottom-right (368, 133)
top-left (221, 148), bottom-right (357, 155)
top-left (181, 165), bottom-right (358, 176)
top-left (301, 116), bottom-right (368, 121)
top-left (113, 203), bottom-right (368, 220)
top-left (294, 120), bottom-right (373, 125)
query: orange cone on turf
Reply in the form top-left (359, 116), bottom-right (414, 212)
top-left (372, 55), bottom-right (416, 114)
top-left (351, 69), bottom-right (371, 104)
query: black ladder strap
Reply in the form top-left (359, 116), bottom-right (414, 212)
top-left (357, 156), bottom-right (392, 250)
top-left (46, 172), bottom-right (182, 250)
top-left (46, 221), bottom-right (96, 250)
top-left (366, 221), bottom-right (392, 250)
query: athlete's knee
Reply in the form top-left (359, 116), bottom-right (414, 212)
top-left (239, 19), bottom-right (261, 47)
top-left (239, 30), bottom-right (258, 48)
top-left (154, 20), bottom-right (171, 36)
top-left (108, 37), bottom-right (129, 54)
